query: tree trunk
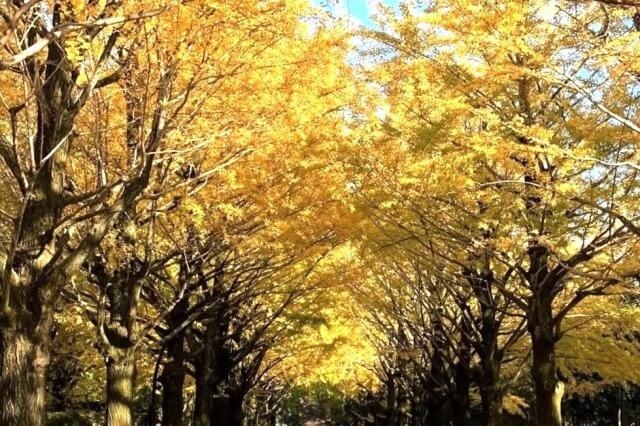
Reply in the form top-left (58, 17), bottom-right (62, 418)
top-left (160, 297), bottom-right (189, 426)
top-left (410, 396), bottom-right (426, 426)
top-left (211, 396), bottom-right (232, 426)
top-left (532, 342), bottom-right (562, 426)
top-left (479, 381), bottom-right (501, 426)
top-left (192, 300), bottom-right (232, 426)
top-left (267, 411), bottom-right (277, 426)
top-left (210, 394), bottom-right (245, 426)
top-left (451, 400), bottom-right (468, 426)
top-left (427, 315), bottom-right (449, 426)
top-left (529, 293), bottom-right (563, 426)
top-left (620, 387), bottom-right (630, 426)
top-left (451, 316), bottom-right (472, 426)
top-left (451, 360), bottom-right (471, 426)
top-left (478, 355), bottom-right (502, 426)
top-left (386, 375), bottom-right (398, 426)
top-left (0, 177), bottom-right (60, 426)
top-left (95, 257), bottom-right (146, 426)
top-left (230, 395), bottom-right (245, 425)
top-left (425, 399), bottom-right (446, 426)
top-left (160, 335), bottom-right (186, 426)
top-left (0, 328), bottom-right (50, 426)
top-left (106, 353), bottom-right (136, 426)
top-left (467, 267), bottom-right (503, 426)
top-left (192, 357), bottom-right (215, 426)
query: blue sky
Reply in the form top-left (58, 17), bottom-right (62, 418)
top-left (314, 0), bottom-right (400, 28)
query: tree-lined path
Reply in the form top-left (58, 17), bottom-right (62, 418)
top-left (0, 0), bottom-right (640, 425)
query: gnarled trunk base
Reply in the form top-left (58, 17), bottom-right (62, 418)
top-left (0, 330), bottom-right (49, 426)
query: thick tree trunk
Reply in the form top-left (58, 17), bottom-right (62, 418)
top-left (192, 359), bottom-right (215, 426)
top-left (531, 339), bottom-right (563, 426)
top-left (192, 302), bottom-right (232, 426)
top-left (211, 396), bottom-right (231, 426)
top-left (230, 395), bottom-right (245, 425)
top-left (211, 395), bottom-right (244, 426)
top-left (425, 399), bottom-right (446, 426)
top-left (479, 381), bottom-right (501, 426)
top-left (0, 176), bottom-right (60, 426)
top-left (96, 258), bottom-right (146, 426)
top-left (478, 354), bottom-right (502, 426)
top-left (529, 292), bottom-right (563, 426)
top-left (160, 297), bottom-right (188, 426)
top-left (451, 400), bottom-right (468, 426)
top-left (451, 361), bottom-right (471, 426)
top-left (160, 335), bottom-right (186, 426)
top-left (468, 267), bottom-right (503, 426)
top-left (0, 328), bottom-right (50, 426)
top-left (106, 353), bottom-right (136, 426)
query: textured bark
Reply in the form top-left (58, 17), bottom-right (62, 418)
top-left (0, 115), bottom-right (65, 426)
top-left (0, 194), bottom-right (58, 426)
top-left (0, 329), bottom-right (50, 426)
top-left (106, 354), bottom-right (136, 426)
top-left (96, 259), bottom-right (146, 426)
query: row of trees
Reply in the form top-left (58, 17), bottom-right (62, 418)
top-left (3, 0), bottom-right (640, 425)
top-left (344, 0), bottom-right (640, 425)
top-left (0, 1), bottom-right (358, 425)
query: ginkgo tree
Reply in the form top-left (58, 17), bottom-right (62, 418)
top-left (3, 0), bottom-right (640, 425)
top-left (349, 0), bottom-right (640, 425)
top-left (0, 1), bottom-right (181, 424)
top-left (0, 0), bottom-right (356, 425)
